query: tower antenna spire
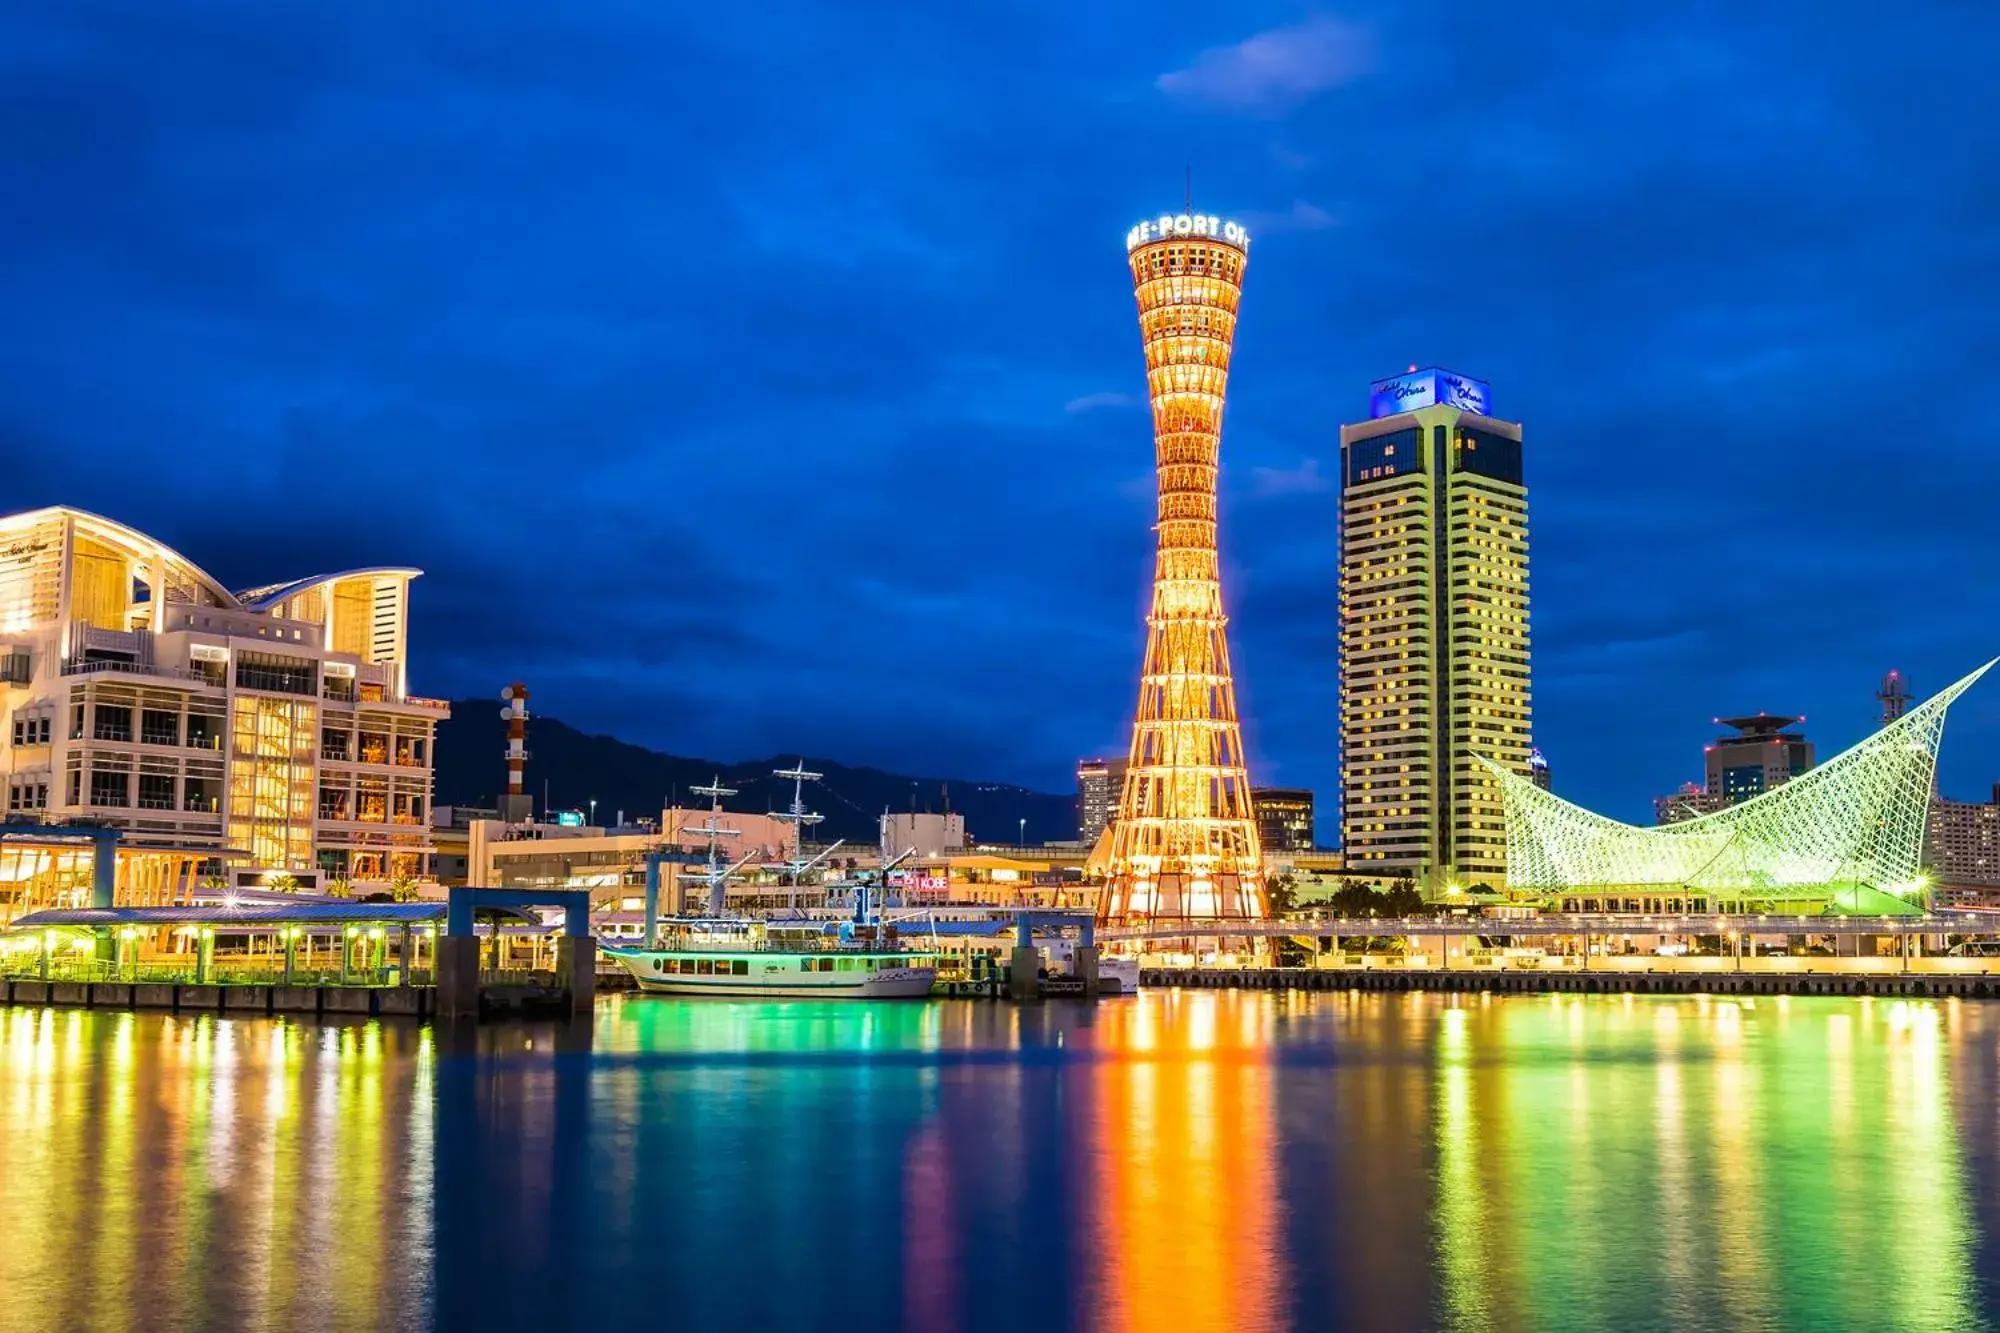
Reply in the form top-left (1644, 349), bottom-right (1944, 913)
top-left (1184, 165), bottom-right (1192, 213)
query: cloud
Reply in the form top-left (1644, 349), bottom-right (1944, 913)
top-left (1157, 16), bottom-right (1374, 113)
top-left (1065, 391), bottom-right (1138, 414)
top-left (1248, 458), bottom-right (1331, 498)
top-left (1240, 200), bottom-right (1339, 234)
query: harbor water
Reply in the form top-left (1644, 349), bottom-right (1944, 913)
top-left (3, 990), bottom-right (1999, 1331)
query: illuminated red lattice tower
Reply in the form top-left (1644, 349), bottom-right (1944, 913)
top-left (1099, 212), bottom-right (1265, 928)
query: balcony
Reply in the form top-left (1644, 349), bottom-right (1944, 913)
top-left (92, 725), bottom-right (133, 743)
top-left (61, 659), bottom-right (215, 686)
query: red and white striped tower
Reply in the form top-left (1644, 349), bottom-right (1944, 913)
top-left (499, 683), bottom-right (532, 822)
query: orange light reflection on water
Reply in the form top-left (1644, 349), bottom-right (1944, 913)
top-left (1083, 990), bottom-right (1288, 1333)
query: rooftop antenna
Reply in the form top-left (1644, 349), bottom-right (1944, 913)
top-left (1184, 165), bottom-right (1192, 213)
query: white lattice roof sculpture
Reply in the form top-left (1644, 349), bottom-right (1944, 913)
top-left (1481, 660), bottom-right (1994, 896)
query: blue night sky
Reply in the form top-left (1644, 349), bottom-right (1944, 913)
top-left (4, 2), bottom-right (1998, 830)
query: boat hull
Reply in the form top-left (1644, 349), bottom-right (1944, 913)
top-left (606, 948), bottom-right (936, 1000)
top-left (1097, 958), bottom-right (1141, 994)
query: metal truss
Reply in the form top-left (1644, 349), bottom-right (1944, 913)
top-left (1100, 231), bottom-right (1264, 927)
top-left (1483, 661), bottom-right (1995, 895)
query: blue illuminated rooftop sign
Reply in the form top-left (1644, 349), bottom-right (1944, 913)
top-left (1368, 368), bottom-right (1492, 419)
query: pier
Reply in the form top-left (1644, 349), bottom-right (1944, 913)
top-left (0, 887), bottom-right (596, 1019)
top-left (1139, 966), bottom-right (2000, 1001)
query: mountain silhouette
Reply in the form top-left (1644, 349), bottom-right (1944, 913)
top-left (431, 700), bottom-right (1077, 844)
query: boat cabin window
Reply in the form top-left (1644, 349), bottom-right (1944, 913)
top-left (731, 960), bottom-right (748, 976)
top-left (697, 959), bottom-right (713, 975)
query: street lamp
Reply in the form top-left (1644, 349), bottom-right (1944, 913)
top-left (589, 798), bottom-right (597, 827)
top-left (1018, 818), bottom-right (1026, 846)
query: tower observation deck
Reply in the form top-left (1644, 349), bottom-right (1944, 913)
top-left (1098, 212), bottom-right (1265, 928)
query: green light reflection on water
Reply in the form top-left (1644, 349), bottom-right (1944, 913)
top-left (1427, 994), bottom-right (1979, 1333)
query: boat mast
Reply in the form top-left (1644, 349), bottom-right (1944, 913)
top-left (687, 776), bottom-right (744, 916)
top-left (773, 761), bottom-right (826, 915)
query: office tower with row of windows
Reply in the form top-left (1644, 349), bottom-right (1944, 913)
top-left (1654, 713), bottom-right (1815, 825)
top-left (1250, 786), bottom-right (1315, 854)
top-left (1075, 756), bottom-right (1128, 845)
top-left (1337, 369), bottom-right (1531, 891)
top-left (1929, 783), bottom-right (2000, 887)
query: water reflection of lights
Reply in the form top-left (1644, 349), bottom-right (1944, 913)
top-left (1091, 992), bottom-right (1285, 1333)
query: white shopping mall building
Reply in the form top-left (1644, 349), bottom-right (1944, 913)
top-left (0, 506), bottom-right (449, 889)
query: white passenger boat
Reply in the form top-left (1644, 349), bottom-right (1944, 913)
top-left (603, 920), bottom-right (937, 999)
top-left (601, 765), bottom-right (937, 999)
top-left (1096, 956), bottom-right (1140, 994)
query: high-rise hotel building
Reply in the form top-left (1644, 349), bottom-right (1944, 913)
top-left (0, 506), bottom-right (448, 888)
top-left (1338, 369), bottom-right (1530, 890)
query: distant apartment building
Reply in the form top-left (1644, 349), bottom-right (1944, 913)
top-left (1928, 783), bottom-right (2000, 887)
top-left (0, 506), bottom-right (447, 887)
top-left (1656, 713), bottom-right (1814, 825)
top-left (1076, 756), bottom-right (1127, 844)
top-left (1251, 787), bottom-right (1315, 854)
top-left (1529, 748), bottom-right (1551, 791)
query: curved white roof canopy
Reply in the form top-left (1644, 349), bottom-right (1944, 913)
top-left (234, 567), bottom-right (422, 611)
top-left (1481, 660), bottom-right (1995, 893)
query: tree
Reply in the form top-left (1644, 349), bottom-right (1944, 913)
top-left (390, 874), bottom-right (420, 903)
top-left (325, 877), bottom-right (353, 899)
top-left (1381, 879), bottom-right (1427, 917)
top-left (265, 872), bottom-right (300, 894)
top-left (1263, 872), bottom-right (1298, 918)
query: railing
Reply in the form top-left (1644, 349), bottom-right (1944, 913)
top-left (322, 682), bottom-right (357, 702)
top-left (0, 957), bottom-right (426, 987)
top-left (140, 729), bottom-right (180, 747)
top-left (92, 725), bottom-right (133, 742)
top-left (320, 747), bottom-right (352, 762)
top-left (136, 796), bottom-right (174, 811)
top-left (61, 660), bottom-right (217, 685)
top-left (404, 697), bottom-right (451, 712)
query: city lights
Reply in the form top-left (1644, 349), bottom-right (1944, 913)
top-left (1099, 213), bottom-right (1264, 927)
